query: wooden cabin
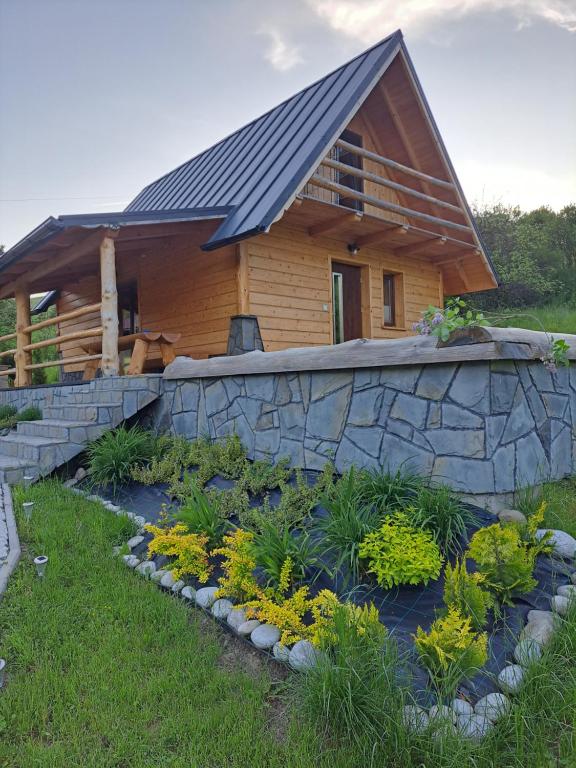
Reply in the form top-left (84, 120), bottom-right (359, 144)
top-left (0, 30), bottom-right (497, 387)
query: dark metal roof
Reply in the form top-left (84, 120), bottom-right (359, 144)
top-left (126, 31), bottom-right (403, 250)
top-left (0, 207), bottom-right (230, 270)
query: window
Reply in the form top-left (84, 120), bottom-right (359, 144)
top-left (383, 272), bottom-right (404, 328)
top-left (336, 129), bottom-right (363, 212)
top-left (332, 271), bottom-right (344, 344)
top-left (118, 282), bottom-right (140, 336)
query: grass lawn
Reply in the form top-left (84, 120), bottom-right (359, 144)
top-left (488, 302), bottom-right (576, 334)
top-left (0, 481), bottom-right (575, 767)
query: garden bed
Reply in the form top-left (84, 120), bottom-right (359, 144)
top-left (82, 429), bottom-right (575, 709)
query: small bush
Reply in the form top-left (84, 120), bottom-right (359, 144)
top-left (132, 435), bottom-right (193, 486)
top-left (88, 425), bottom-right (155, 492)
top-left (414, 606), bottom-right (488, 696)
top-left (212, 528), bottom-right (260, 602)
top-left (237, 456), bottom-right (292, 496)
top-left (145, 522), bottom-right (212, 582)
top-left (240, 470), bottom-right (323, 531)
top-left (443, 559), bottom-right (493, 631)
top-left (294, 602), bottom-right (405, 749)
top-left (16, 405), bottom-right (42, 422)
top-left (408, 484), bottom-right (476, 556)
top-left (204, 485), bottom-right (251, 520)
top-left (359, 513), bottom-right (443, 589)
top-left (467, 523), bottom-right (537, 605)
top-left (316, 468), bottom-right (380, 584)
top-left (356, 466), bottom-right (423, 514)
top-left (0, 404), bottom-right (17, 421)
top-left (251, 519), bottom-right (321, 590)
top-left (175, 479), bottom-right (230, 550)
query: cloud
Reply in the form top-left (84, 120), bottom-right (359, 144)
top-left (260, 27), bottom-right (304, 71)
top-left (307, 0), bottom-right (576, 43)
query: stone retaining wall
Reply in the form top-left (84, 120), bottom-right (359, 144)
top-left (153, 359), bottom-right (575, 506)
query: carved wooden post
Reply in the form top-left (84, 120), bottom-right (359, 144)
top-left (99, 233), bottom-right (119, 377)
top-left (15, 283), bottom-right (32, 387)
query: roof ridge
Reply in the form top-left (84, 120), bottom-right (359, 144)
top-left (127, 30), bottom-right (403, 204)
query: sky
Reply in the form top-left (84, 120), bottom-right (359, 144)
top-left (0, 0), bottom-right (575, 249)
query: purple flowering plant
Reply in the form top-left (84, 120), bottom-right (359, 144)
top-left (413, 297), bottom-right (487, 343)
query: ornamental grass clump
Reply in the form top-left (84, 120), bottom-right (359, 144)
top-left (145, 523), bottom-right (212, 582)
top-left (408, 483), bottom-right (476, 556)
top-left (359, 513), bottom-right (443, 589)
top-left (174, 479), bottom-right (230, 550)
top-left (467, 523), bottom-right (537, 605)
top-left (414, 607), bottom-right (488, 696)
top-left (356, 466), bottom-right (423, 514)
top-left (251, 519), bottom-right (321, 590)
top-left (443, 559), bottom-right (493, 631)
top-left (88, 425), bottom-right (155, 492)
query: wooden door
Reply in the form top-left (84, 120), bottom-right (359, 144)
top-left (332, 262), bottom-right (362, 343)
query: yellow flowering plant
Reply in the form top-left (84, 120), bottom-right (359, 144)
top-left (414, 606), bottom-right (488, 695)
top-left (212, 528), bottom-right (260, 602)
top-left (145, 523), bottom-right (212, 582)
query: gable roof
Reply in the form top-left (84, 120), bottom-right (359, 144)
top-left (126, 30), bottom-right (404, 251)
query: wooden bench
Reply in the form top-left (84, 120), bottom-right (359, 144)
top-left (81, 331), bottom-right (181, 380)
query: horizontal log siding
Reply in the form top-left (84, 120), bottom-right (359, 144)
top-left (246, 219), bottom-right (442, 352)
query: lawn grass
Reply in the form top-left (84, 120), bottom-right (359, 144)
top-left (487, 302), bottom-right (576, 334)
top-left (0, 480), bottom-right (575, 767)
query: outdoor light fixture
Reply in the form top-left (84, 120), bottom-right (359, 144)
top-left (22, 502), bottom-right (34, 522)
top-left (347, 243), bottom-right (359, 256)
top-left (34, 555), bottom-right (48, 578)
top-left (0, 659), bottom-right (5, 689)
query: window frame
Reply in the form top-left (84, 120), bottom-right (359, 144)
top-left (382, 270), bottom-right (405, 330)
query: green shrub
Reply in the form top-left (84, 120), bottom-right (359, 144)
top-left (414, 606), bottom-right (488, 696)
top-left (0, 404), bottom-right (17, 421)
top-left (408, 484), bottom-right (476, 555)
top-left (315, 468), bottom-right (380, 585)
top-left (359, 513), bottom-right (443, 589)
top-left (88, 425), bottom-right (155, 492)
top-left (240, 470), bottom-right (322, 531)
top-left (132, 435), bottom-right (193, 486)
top-left (356, 466), bottom-right (423, 514)
top-left (443, 559), bottom-right (493, 631)
top-left (294, 601), bottom-right (406, 749)
top-left (204, 485), bottom-right (251, 520)
top-left (252, 519), bottom-right (321, 589)
top-left (16, 405), bottom-right (42, 422)
top-left (175, 479), bottom-right (230, 550)
top-left (237, 456), bottom-right (292, 496)
top-left (467, 523), bottom-right (537, 605)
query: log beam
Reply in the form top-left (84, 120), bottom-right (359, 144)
top-left (394, 236), bottom-right (447, 258)
top-left (237, 243), bottom-right (250, 315)
top-left (308, 211), bottom-right (363, 237)
top-left (14, 284), bottom-right (32, 387)
top-left (356, 224), bottom-right (409, 249)
top-left (99, 235), bottom-right (120, 377)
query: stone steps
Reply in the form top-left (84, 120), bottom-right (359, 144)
top-left (0, 376), bottom-right (161, 484)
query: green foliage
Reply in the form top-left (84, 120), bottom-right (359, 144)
top-left (237, 456), bottom-right (292, 496)
top-left (294, 602), bottom-right (405, 749)
top-left (174, 479), bottom-right (230, 550)
top-left (251, 519), bottom-right (321, 590)
top-left (204, 485), bottom-right (251, 520)
top-left (16, 405), bottom-right (42, 422)
top-left (87, 425), bottom-right (155, 493)
top-left (0, 405), bottom-right (17, 421)
top-left (355, 466), bottom-right (423, 514)
top-left (413, 297), bottom-right (487, 341)
top-left (315, 468), bottom-right (380, 584)
top-left (240, 469), bottom-right (325, 531)
top-left (132, 435), bottom-right (193, 486)
top-left (467, 523), bottom-right (537, 605)
top-left (443, 559), bottom-right (493, 631)
top-left (408, 484), bottom-right (476, 556)
top-left (414, 607), bottom-right (488, 696)
top-left (359, 513), bottom-right (443, 589)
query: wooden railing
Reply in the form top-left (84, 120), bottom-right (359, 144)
top-left (0, 303), bottom-right (103, 384)
top-left (304, 139), bottom-right (478, 247)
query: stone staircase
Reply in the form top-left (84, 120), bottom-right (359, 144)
top-left (0, 375), bottom-right (162, 484)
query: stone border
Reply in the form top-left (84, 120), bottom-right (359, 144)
top-left (76, 486), bottom-right (576, 743)
top-left (0, 484), bottom-right (21, 599)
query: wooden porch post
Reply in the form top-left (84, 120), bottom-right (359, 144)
top-left (15, 283), bottom-right (32, 388)
top-left (99, 233), bottom-right (119, 377)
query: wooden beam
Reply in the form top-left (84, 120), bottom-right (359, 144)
top-left (394, 236), bottom-right (447, 258)
top-left (14, 284), bottom-right (32, 387)
top-left (308, 175), bottom-right (473, 234)
top-left (455, 260), bottom-right (471, 291)
top-left (0, 227), bottom-right (115, 300)
top-left (99, 236), bottom-right (119, 377)
top-left (23, 327), bottom-right (103, 353)
top-left (24, 302), bottom-right (101, 333)
top-left (24, 354), bottom-right (102, 372)
top-left (237, 243), bottom-right (250, 314)
top-left (356, 224), bottom-right (409, 249)
top-left (321, 157), bottom-right (464, 215)
top-left (308, 211), bottom-right (362, 237)
top-left (431, 249), bottom-right (481, 266)
top-left (335, 138), bottom-right (454, 191)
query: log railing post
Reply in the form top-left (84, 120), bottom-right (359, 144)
top-left (15, 283), bottom-right (32, 387)
top-left (99, 232), bottom-right (120, 377)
